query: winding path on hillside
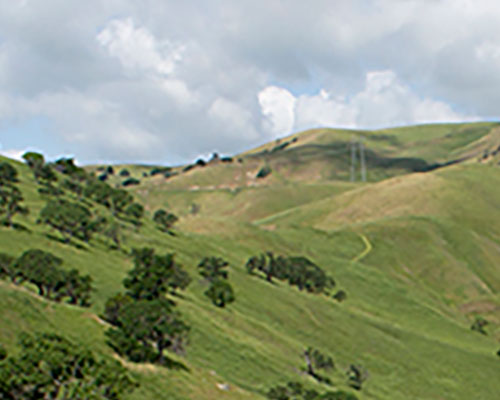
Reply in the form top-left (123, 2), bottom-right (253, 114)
top-left (351, 233), bottom-right (372, 263)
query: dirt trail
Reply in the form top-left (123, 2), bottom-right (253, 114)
top-left (351, 233), bottom-right (372, 263)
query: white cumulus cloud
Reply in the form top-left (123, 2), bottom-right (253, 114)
top-left (97, 17), bottom-right (184, 76)
top-left (259, 70), bottom-right (474, 136)
top-left (258, 86), bottom-right (296, 137)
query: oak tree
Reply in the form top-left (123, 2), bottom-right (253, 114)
top-left (0, 332), bottom-right (137, 399)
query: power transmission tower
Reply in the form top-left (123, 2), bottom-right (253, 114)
top-left (350, 136), bottom-right (367, 182)
top-left (350, 136), bottom-right (357, 182)
top-left (359, 137), bottom-right (366, 182)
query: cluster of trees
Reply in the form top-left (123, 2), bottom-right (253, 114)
top-left (39, 199), bottom-right (105, 244)
top-left (96, 165), bottom-right (115, 181)
top-left (0, 332), bottom-right (137, 399)
top-left (346, 365), bottom-right (368, 391)
top-left (38, 195), bottom-right (141, 249)
top-left (270, 138), bottom-right (297, 153)
top-left (0, 249), bottom-right (93, 306)
top-left (3, 154), bottom-right (179, 247)
top-left (470, 316), bottom-right (489, 335)
top-left (22, 153), bottom-right (144, 220)
top-left (266, 348), bottom-right (367, 399)
top-left (303, 347), bottom-right (334, 383)
top-left (103, 248), bottom-right (191, 365)
top-left (22, 152), bottom-right (61, 195)
top-left (0, 162), bottom-right (29, 227)
top-left (198, 257), bottom-right (235, 308)
top-left (256, 166), bottom-right (272, 179)
top-left (267, 381), bottom-right (358, 400)
top-left (246, 253), bottom-right (335, 295)
top-left (303, 348), bottom-right (367, 391)
top-left (1, 153), bottom-right (181, 253)
top-left (150, 166), bottom-right (172, 176)
top-left (13, 152), bottom-right (151, 247)
top-left (153, 209), bottom-right (178, 233)
top-left (83, 178), bottom-right (144, 224)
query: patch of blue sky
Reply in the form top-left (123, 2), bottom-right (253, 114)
top-left (0, 116), bottom-right (57, 156)
top-left (267, 67), bottom-right (324, 97)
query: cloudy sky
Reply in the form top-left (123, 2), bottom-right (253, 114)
top-left (0, 0), bottom-right (499, 165)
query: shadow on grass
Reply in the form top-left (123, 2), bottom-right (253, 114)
top-left (248, 272), bottom-right (279, 286)
top-left (45, 234), bottom-right (89, 251)
top-left (170, 292), bottom-right (187, 300)
top-left (0, 222), bottom-right (31, 232)
top-left (161, 357), bottom-right (190, 372)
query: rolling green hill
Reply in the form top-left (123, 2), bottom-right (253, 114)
top-left (1, 122), bottom-right (499, 400)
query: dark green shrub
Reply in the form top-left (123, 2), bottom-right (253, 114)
top-left (150, 167), bottom-right (171, 176)
top-left (198, 257), bottom-right (230, 282)
top-left (122, 178), bottom-right (140, 186)
top-left (164, 171), bottom-right (179, 179)
top-left (271, 141), bottom-right (291, 152)
top-left (347, 364), bottom-right (368, 391)
top-left (304, 347), bottom-right (334, 383)
top-left (333, 290), bottom-right (347, 302)
top-left (204, 279), bottom-right (235, 308)
top-left (153, 209), bottom-right (178, 232)
top-left (471, 316), bottom-right (488, 335)
top-left (256, 166), bottom-right (272, 179)
top-left (125, 203), bottom-right (144, 226)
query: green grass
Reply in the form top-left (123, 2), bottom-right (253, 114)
top-left (1, 123), bottom-right (500, 400)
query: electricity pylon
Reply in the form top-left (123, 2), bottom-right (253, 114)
top-left (350, 136), bottom-right (367, 182)
top-left (360, 136), bottom-right (366, 182)
top-left (350, 136), bottom-right (357, 182)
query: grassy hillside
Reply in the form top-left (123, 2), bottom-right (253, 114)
top-left (89, 122), bottom-right (500, 192)
top-left (1, 123), bottom-right (500, 400)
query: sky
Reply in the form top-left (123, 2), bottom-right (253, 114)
top-left (0, 0), bottom-right (499, 165)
